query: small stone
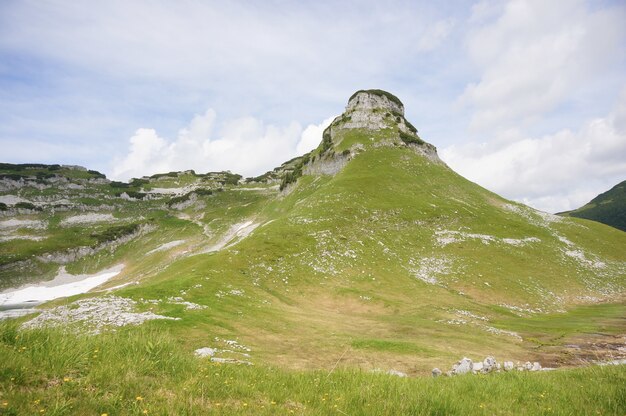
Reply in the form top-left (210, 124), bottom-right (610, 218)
top-left (531, 362), bottom-right (542, 371)
top-left (432, 368), bottom-right (442, 377)
top-left (387, 369), bottom-right (407, 377)
top-left (524, 361), bottom-right (533, 371)
top-left (503, 361), bottom-right (514, 371)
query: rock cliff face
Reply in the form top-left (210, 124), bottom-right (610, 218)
top-left (338, 90), bottom-right (404, 131)
top-left (346, 90), bottom-right (404, 115)
top-left (320, 89), bottom-right (443, 165)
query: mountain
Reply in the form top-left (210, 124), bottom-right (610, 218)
top-left (1, 89), bottom-right (625, 377)
top-left (558, 180), bottom-right (626, 232)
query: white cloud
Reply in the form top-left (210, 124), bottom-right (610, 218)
top-left (441, 91), bottom-right (626, 212)
top-left (461, 0), bottom-right (626, 132)
top-left (415, 18), bottom-right (455, 52)
top-left (111, 110), bottom-right (333, 181)
top-left (297, 116), bottom-right (334, 154)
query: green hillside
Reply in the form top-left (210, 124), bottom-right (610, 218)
top-left (1, 90), bottom-right (625, 414)
top-left (559, 180), bottom-right (626, 232)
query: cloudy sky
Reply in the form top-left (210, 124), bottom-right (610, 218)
top-left (1, 0), bottom-right (625, 212)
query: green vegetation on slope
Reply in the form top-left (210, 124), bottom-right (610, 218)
top-left (559, 180), bottom-right (626, 232)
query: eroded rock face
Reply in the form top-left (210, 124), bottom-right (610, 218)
top-left (346, 91), bottom-right (404, 115)
top-left (337, 91), bottom-right (406, 132)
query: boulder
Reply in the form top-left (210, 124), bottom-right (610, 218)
top-left (483, 356), bottom-right (497, 373)
top-left (432, 368), bottom-right (442, 377)
top-left (472, 362), bottom-right (483, 373)
top-left (452, 357), bottom-right (473, 375)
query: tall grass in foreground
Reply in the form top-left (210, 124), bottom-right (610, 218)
top-left (0, 322), bottom-right (624, 415)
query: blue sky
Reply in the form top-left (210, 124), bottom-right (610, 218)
top-left (1, 0), bottom-right (625, 212)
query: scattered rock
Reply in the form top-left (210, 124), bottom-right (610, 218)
top-left (194, 347), bottom-right (217, 358)
top-left (432, 368), bottom-right (442, 377)
top-left (483, 356), bottom-right (497, 373)
top-left (472, 362), bottom-right (483, 373)
top-left (387, 369), bottom-right (407, 377)
top-left (21, 296), bottom-right (179, 334)
top-left (452, 357), bottom-right (473, 375)
top-left (444, 357), bottom-right (544, 376)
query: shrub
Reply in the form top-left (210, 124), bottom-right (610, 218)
top-left (88, 169), bottom-right (106, 179)
top-left (15, 202), bottom-right (41, 211)
top-left (399, 131), bottom-right (424, 146)
top-left (109, 181), bottom-right (130, 189)
top-left (90, 223), bottom-right (140, 245)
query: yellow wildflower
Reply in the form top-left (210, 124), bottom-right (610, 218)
top-left (2, 401), bottom-right (8, 406)
top-left (136, 396), bottom-right (144, 401)
top-left (143, 410), bottom-right (148, 415)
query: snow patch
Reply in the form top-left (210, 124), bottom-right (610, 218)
top-left (0, 265), bottom-right (124, 307)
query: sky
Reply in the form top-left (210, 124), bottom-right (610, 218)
top-left (0, 0), bottom-right (625, 213)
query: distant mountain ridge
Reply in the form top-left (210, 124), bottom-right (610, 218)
top-left (558, 180), bottom-right (626, 232)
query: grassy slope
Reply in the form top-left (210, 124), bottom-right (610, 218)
top-left (96, 140), bottom-right (625, 374)
top-left (1, 127), bottom-right (625, 413)
top-left (559, 180), bottom-right (626, 232)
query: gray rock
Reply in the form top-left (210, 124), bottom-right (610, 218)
top-left (503, 361), bottom-right (514, 371)
top-left (387, 369), bottom-right (407, 377)
top-left (531, 362), bottom-right (542, 371)
top-left (452, 357), bottom-right (473, 375)
top-left (524, 361), bottom-right (533, 371)
top-left (194, 347), bottom-right (217, 358)
top-left (432, 368), bottom-right (442, 377)
top-left (483, 356), bottom-right (497, 373)
top-left (472, 362), bottom-right (483, 373)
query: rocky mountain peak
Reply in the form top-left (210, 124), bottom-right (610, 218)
top-left (346, 89), bottom-right (405, 116)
